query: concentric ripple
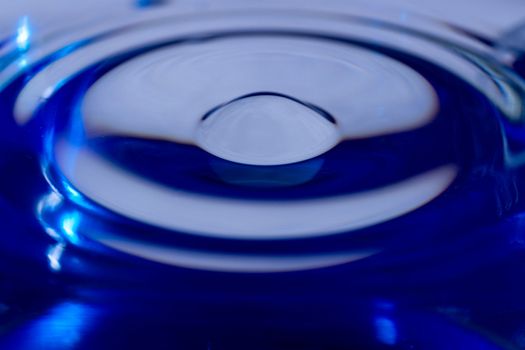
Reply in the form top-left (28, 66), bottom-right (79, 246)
top-left (1, 10), bottom-right (524, 273)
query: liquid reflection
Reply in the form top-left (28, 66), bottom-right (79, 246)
top-left (15, 17), bottom-right (30, 52)
top-left (55, 141), bottom-right (458, 240)
top-left (0, 302), bottom-right (97, 349)
top-left (374, 317), bottom-right (398, 346)
top-left (95, 236), bottom-right (378, 273)
top-left (60, 213), bottom-right (80, 244)
top-left (37, 192), bottom-right (81, 245)
top-left (374, 302), bottom-right (398, 346)
top-left (47, 243), bottom-right (65, 272)
top-left (37, 189), bottom-right (380, 272)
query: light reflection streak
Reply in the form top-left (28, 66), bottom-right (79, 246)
top-left (374, 317), bottom-right (398, 345)
top-left (374, 301), bottom-right (398, 346)
top-left (36, 192), bottom-right (81, 245)
top-left (60, 212), bottom-right (81, 244)
top-left (96, 236), bottom-right (378, 273)
top-left (47, 243), bottom-right (65, 272)
top-left (1, 302), bottom-right (98, 349)
top-left (16, 16), bottom-right (31, 52)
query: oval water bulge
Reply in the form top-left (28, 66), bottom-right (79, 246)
top-left (196, 92), bottom-right (340, 166)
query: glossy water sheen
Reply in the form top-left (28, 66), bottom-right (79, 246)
top-left (1, 7), bottom-right (525, 350)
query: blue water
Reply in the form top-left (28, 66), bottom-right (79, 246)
top-left (0, 24), bottom-right (525, 349)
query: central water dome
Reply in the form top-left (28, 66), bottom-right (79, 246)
top-left (196, 92), bottom-right (340, 166)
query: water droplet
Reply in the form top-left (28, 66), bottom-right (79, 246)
top-left (197, 92), bottom-right (339, 166)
